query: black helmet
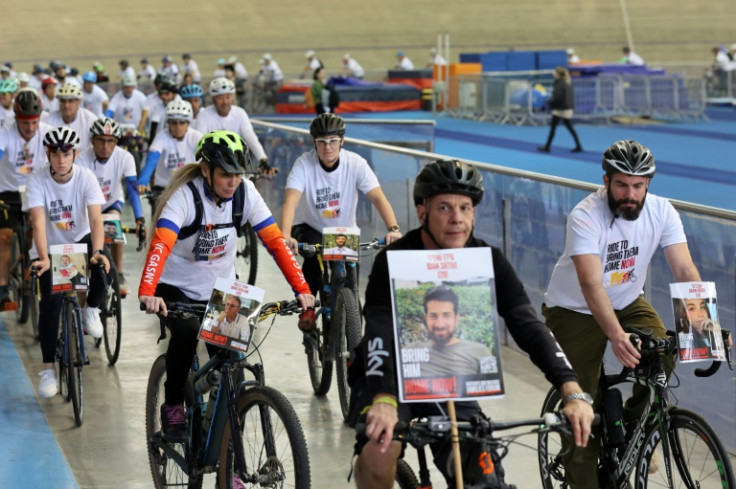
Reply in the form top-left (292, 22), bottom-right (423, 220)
top-left (158, 78), bottom-right (179, 94)
top-left (196, 130), bottom-right (250, 175)
top-left (602, 140), bottom-right (655, 178)
top-left (413, 159), bottom-right (484, 206)
top-left (153, 73), bottom-right (167, 87)
top-left (309, 113), bottom-right (346, 138)
top-left (13, 89), bottom-right (43, 120)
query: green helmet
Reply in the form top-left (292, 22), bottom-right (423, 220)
top-left (0, 78), bottom-right (18, 94)
top-left (195, 130), bottom-right (250, 175)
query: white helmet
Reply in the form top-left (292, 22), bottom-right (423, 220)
top-left (166, 99), bottom-right (193, 122)
top-left (305, 50), bottom-right (315, 58)
top-left (56, 83), bottom-right (83, 100)
top-left (209, 77), bottom-right (235, 96)
top-left (121, 74), bottom-right (137, 87)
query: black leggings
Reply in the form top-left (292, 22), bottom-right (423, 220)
top-left (544, 115), bottom-right (582, 149)
top-left (38, 238), bottom-right (111, 363)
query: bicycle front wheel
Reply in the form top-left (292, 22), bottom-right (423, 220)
top-left (66, 302), bottom-right (84, 426)
top-left (538, 388), bottom-right (569, 489)
top-left (101, 268), bottom-right (122, 365)
top-left (235, 223), bottom-right (258, 285)
top-left (145, 354), bottom-right (201, 489)
top-left (635, 407), bottom-right (735, 489)
top-left (394, 459), bottom-right (419, 488)
top-left (334, 287), bottom-right (362, 421)
top-left (306, 288), bottom-right (333, 395)
top-left (218, 385), bottom-right (310, 488)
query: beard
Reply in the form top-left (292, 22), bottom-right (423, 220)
top-left (607, 190), bottom-right (646, 221)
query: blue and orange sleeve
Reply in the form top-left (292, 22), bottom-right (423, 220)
top-left (253, 217), bottom-right (310, 297)
top-left (138, 218), bottom-right (179, 297)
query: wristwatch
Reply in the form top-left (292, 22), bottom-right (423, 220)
top-left (93, 249), bottom-right (105, 255)
top-left (564, 392), bottom-right (594, 405)
top-left (388, 225), bottom-right (400, 233)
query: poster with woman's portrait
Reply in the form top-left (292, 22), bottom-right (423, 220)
top-left (387, 247), bottom-right (503, 403)
top-left (50, 243), bottom-right (88, 293)
top-left (670, 281), bottom-right (726, 362)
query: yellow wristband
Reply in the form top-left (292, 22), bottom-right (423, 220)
top-left (373, 396), bottom-right (398, 409)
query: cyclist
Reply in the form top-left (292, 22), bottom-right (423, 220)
top-left (281, 113), bottom-right (402, 299)
top-left (138, 58), bottom-right (156, 82)
top-left (24, 127), bottom-right (110, 398)
top-left (0, 89), bottom-right (53, 306)
top-left (43, 83), bottom-right (98, 151)
top-left (542, 140), bottom-right (702, 489)
top-left (144, 77), bottom-right (180, 140)
top-left (76, 117), bottom-right (144, 297)
top-left (180, 53), bottom-right (201, 84)
top-left (138, 100), bottom-right (203, 212)
top-left (349, 159), bottom-right (594, 489)
top-left (193, 77), bottom-right (273, 174)
top-left (158, 55), bottom-right (180, 85)
top-left (179, 83), bottom-right (203, 119)
top-left (81, 71), bottom-right (109, 117)
top-left (138, 130), bottom-right (314, 441)
top-left (105, 74), bottom-right (148, 136)
top-left (40, 77), bottom-right (59, 113)
top-left (0, 78), bottom-right (17, 127)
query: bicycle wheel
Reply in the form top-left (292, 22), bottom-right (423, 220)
top-left (334, 287), bottom-right (362, 421)
top-left (235, 223), bottom-right (258, 285)
top-left (306, 288), bottom-right (333, 395)
top-left (29, 283), bottom-right (39, 340)
top-left (66, 302), bottom-right (84, 426)
top-left (394, 459), bottom-right (420, 489)
top-left (635, 408), bottom-right (735, 489)
top-left (10, 233), bottom-right (29, 323)
top-left (145, 354), bottom-right (202, 489)
top-left (58, 313), bottom-right (70, 402)
top-left (218, 384), bottom-right (310, 488)
top-left (538, 388), bottom-right (569, 489)
top-left (101, 268), bottom-right (122, 365)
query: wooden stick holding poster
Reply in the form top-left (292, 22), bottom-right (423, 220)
top-left (447, 400), bottom-right (463, 489)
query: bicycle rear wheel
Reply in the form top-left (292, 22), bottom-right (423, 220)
top-left (218, 384), bottom-right (310, 488)
top-left (538, 388), bottom-right (570, 489)
top-left (306, 289), bottom-right (333, 395)
top-left (635, 407), bottom-right (735, 489)
top-left (101, 268), bottom-right (122, 365)
top-left (394, 459), bottom-right (420, 488)
top-left (66, 302), bottom-right (84, 426)
top-left (334, 287), bottom-right (362, 421)
top-left (145, 354), bottom-right (202, 489)
top-left (235, 223), bottom-right (258, 285)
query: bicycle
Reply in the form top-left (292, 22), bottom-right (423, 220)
top-left (538, 328), bottom-right (735, 489)
top-left (298, 238), bottom-right (385, 420)
top-left (32, 263), bottom-right (91, 427)
top-left (144, 299), bottom-right (312, 488)
top-left (2, 200), bottom-right (36, 333)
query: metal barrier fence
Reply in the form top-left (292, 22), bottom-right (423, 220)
top-left (445, 72), bottom-right (708, 124)
top-left (252, 119), bottom-right (736, 453)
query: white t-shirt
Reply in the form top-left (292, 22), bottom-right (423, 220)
top-left (261, 61), bottom-right (283, 82)
top-left (544, 188), bottom-right (687, 313)
top-left (158, 64), bottom-right (180, 84)
top-left (82, 84), bottom-right (109, 117)
top-left (148, 127), bottom-right (203, 187)
top-left (233, 62), bottom-right (248, 80)
top-left (0, 122), bottom-right (53, 192)
top-left (181, 60), bottom-right (201, 83)
top-left (625, 52), bottom-right (645, 66)
top-left (157, 176), bottom-right (273, 300)
top-left (24, 165), bottom-right (106, 247)
top-left (43, 107), bottom-right (98, 151)
top-left (139, 65), bottom-right (157, 81)
top-left (119, 66), bottom-right (136, 80)
top-left (192, 105), bottom-right (267, 161)
top-left (76, 145), bottom-right (137, 209)
top-left (286, 149), bottom-right (380, 230)
top-left (344, 58), bottom-right (365, 78)
top-left (41, 93), bottom-right (59, 113)
top-left (108, 89), bottom-right (148, 128)
top-left (146, 93), bottom-right (182, 136)
top-left (397, 57), bottom-right (415, 70)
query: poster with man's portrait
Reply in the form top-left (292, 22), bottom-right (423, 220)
top-left (102, 213), bottom-right (126, 244)
top-left (50, 243), bottom-right (88, 293)
top-left (198, 277), bottom-right (265, 353)
top-left (322, 226), bottom-right (359, 262)
top-left (670, 281), bottom-right (726, 362)
top-left (387, 247), bottom-right (503, 402)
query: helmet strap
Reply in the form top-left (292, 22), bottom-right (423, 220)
top-left (203, 164), bottom-right (227, 207)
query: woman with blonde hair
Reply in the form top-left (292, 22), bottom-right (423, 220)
top-left (538, 66), bottom-right (583, 153)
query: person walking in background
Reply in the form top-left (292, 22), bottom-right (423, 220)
top-left (538, 66), bottom-right (583, 153)
top-left (310, 67), bottom-right (338, 115)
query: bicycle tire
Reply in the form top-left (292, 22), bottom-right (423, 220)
top-left (334, 287), bottom-right (362, 421)
top-left (538, 387), bottom-right (570, 489)
top-left (58, 313), bottom-right (70, 402)
top-left (29, 288), bottom-right (39, 339)
top-left (217, 384), bottom-right (311, 488)
top-left (394, 459), bottom-right (420, 489)
top-left (101, 268), bottom-right (122, 365)
top-left (67, 302), bottom-right (84, 426)
top-left (306, 288), bottom-right (333, 396)
top-left (10, 233), bottom-right (30, 323)
top-left (145, 354), bottom-right (202, 489)
top-left (635, 407), bottom-right (735, 489)
top-left (235, 223), bottom-right (258, 285)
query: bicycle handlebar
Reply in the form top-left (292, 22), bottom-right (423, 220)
top-left (139, 299), bottom-right (320, 320)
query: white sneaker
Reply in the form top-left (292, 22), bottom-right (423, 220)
top-left (38, 369), bottom-right (57, 398)
top-left (82, 306), bottom-right (103, 338)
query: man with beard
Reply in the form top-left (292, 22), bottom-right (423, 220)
top-left (542, 139), bottom-right (702, 489)
top-left (414, 285), bottom-right (493, 377)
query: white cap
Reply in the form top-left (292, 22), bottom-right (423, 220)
top-left (227, 55), bottom-right (238, 64)
top-left (567, 48), bottom-right (576, 55)
top-left (17, 72), bottom-right (30, 83)
top-left (305, 50), bottom-right (315, 58)
top-left (343, 53), bottom-right (351, 60)
top-left (263, 53), bottom-right (272, 61)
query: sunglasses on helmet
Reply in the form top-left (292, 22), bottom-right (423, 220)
top-left (47, 143), bottom-right (75, 153)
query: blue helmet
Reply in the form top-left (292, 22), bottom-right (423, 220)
top-left (180, 83), bottom-right (204, 100)
top-left (82, 71), bottom-right (97, 83)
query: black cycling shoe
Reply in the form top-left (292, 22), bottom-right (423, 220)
top-left (160, 403), bottom-right (187, 442)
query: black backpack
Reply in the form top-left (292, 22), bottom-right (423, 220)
top-left (177, 180), bottom-right (246, 240)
